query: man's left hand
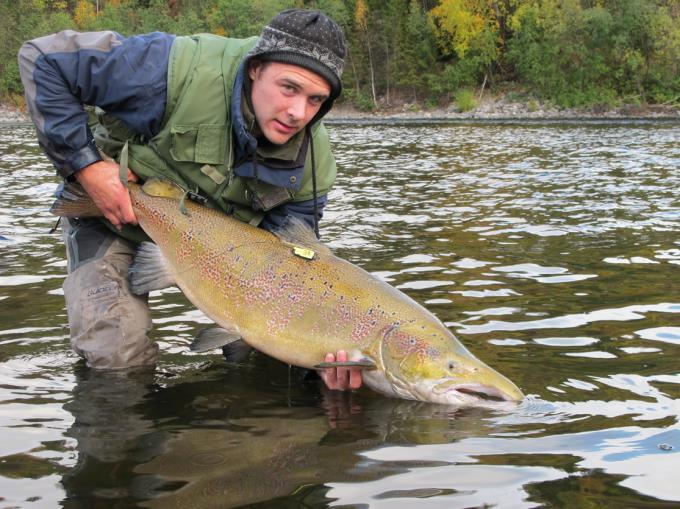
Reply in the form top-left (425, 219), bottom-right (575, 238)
top-left (318, 350), bottom-right (363, 391)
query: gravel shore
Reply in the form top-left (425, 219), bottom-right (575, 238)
top-left (326, 97), bottom-right (680, 121)
top-left (3, 98), bottom-right (678, 126)
top-left (0, 104), bottom-right (30, 124)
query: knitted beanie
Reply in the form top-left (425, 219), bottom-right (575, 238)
top-left (246, 9), bottom-right (346, 100)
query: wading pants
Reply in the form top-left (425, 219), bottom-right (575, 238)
top-left (62, 218), bottom-right (158, 369)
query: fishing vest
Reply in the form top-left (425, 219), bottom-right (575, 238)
top-left (91, 34), bottom-right (336, 231)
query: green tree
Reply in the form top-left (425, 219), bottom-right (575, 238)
top-left (429, 0), bottom-right (519, 99)
top-left (207, 0), bottom-right (290, 38)
top-left (0, 0), bottom-right (74, 101)
top-left (508, 0), bottom-right (615, 106)
top-left (507, 0), bottom-right (679, 107)
top-left (397, 0), bottom-right (438, 102)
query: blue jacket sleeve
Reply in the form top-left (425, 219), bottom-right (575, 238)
top-left (261, 195), bottom-right (329, 236)
top-left (18, 30), bottom-right (174, 179)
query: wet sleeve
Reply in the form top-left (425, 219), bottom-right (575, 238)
top-left (18, 30), bottom-right (175, 179)
top-left (261, 195), bottom-right (329, 234)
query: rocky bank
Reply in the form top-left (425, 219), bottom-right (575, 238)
top-left (3, 96), bottom-right (678, 125)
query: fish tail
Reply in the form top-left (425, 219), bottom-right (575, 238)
top-left (49, 183), bottom-right (102, 218)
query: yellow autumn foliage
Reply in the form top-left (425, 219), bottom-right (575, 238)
top-left (355, 0), bottom-right (368, 31)
top-left (429, 0), bottom-right (498, 57)
top-left (74, 0), bottom-right (96, 29)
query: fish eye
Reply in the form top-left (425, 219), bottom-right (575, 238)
top-left (447, 361), bottom-right (455, 370)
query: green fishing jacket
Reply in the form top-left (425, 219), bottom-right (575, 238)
top-left (91, 33), bottom-right (336, 233)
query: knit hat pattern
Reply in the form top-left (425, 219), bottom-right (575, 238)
top-left (247, 9), bottom-right (346, 100)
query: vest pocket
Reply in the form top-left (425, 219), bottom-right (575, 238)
top-left (170, 125), bottom-right (197, 162)
top-left (196, 125), bottom-right (226, 164)
top-left (170, 124), bottom-right (226, 165)
top-left (245, 179), bottom-right (293, 211)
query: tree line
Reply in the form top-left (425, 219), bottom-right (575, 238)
top-left (1, 0), bottom-right (678, 110)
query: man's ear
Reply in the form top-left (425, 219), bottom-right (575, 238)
top-left (248, 60), bottom-right (262, 80)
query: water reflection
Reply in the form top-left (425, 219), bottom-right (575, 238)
top-left (60, 365), bottom-right (165, 506)
top-left (49, 357), bottom-right (680, 508)
top-left (130, 359), bottom-right (518, 508)
top-left (1, 121), bottom-right (679, 507)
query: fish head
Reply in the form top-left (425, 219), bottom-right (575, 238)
top-left (362, 320), bottom-right (524, 406)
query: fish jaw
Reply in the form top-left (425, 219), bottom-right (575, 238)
top-left (388, 379), bottom-right (523, 408)
top-left (406, 368), bottom-right (525, 406)
top-left (363, 353), bottom-right (524, 406)
top-left (361, 370), bottom-right (523, 407)
top-left (430, 379), bottom-right (524, 405)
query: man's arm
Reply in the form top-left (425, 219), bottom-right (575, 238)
top-left (18, 30), bottom-right (174, 227)
top-left (261, 195), bottom-right (328, 233)
top-left (19, 30), bottom-right (174, 177)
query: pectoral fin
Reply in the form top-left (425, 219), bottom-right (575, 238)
top-left (314, 360), bottom-right (377, 370)
top-left (128, 242), bottom-right (175, 294)
top-left (190, 326), bottom-right (242, 352)
top-left (191, 327), bottom-right (253, 363)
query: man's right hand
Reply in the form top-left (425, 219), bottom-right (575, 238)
top-left (75, 160), bottom-right (138, 230)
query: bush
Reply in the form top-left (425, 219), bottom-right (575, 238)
top-left (354, 91), bottom-right (376, 112)
top-left (425, 97), bottom-right (440, 110)
top-left (455, 89), bottom-right (477, 112)
top-left (507, 0), bottom-right (679, 108)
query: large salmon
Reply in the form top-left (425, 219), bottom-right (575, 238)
top-left (52, 179), bottom-right (523, 405)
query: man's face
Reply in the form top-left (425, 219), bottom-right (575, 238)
top-left (248, 61), bottom-right (331, 145)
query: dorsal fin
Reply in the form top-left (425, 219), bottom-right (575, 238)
top-left (141, 178), bottom-right (185, 200)
top-left (272, 215), bottom-right (332, 257)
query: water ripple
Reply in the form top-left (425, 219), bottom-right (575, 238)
top-left (1, 121), bottom-right (679, 507)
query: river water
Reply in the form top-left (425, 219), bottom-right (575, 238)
top-left (0, 120), bottom-right (678, 508)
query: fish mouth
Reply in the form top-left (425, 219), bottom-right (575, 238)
top-left (431, 382), bottom-right (522, 405)
top-left (452, 384), bottom-right (516, 402)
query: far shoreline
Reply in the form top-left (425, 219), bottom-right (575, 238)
top-left (325, 99), bottom-right (680, 123)
top-left (2, 99), bottom-right (678, 126)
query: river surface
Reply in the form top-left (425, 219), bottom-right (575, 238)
top-left (0, 120), bottom-right (678, 508)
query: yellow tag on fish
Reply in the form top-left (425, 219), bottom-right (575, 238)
top-left (292, 246), bottom-right (316, 260)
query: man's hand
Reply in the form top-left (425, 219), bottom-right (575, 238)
top-left (75, 160), bottom-right (138, 229)
top-left (318, 350), bottom-right (363, 391)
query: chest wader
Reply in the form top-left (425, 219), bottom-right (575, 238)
top-left (61, 217), bottom-right (157, 369)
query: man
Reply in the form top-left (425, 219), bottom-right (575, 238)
top-left (19, 9), bottom-right (361, 391)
